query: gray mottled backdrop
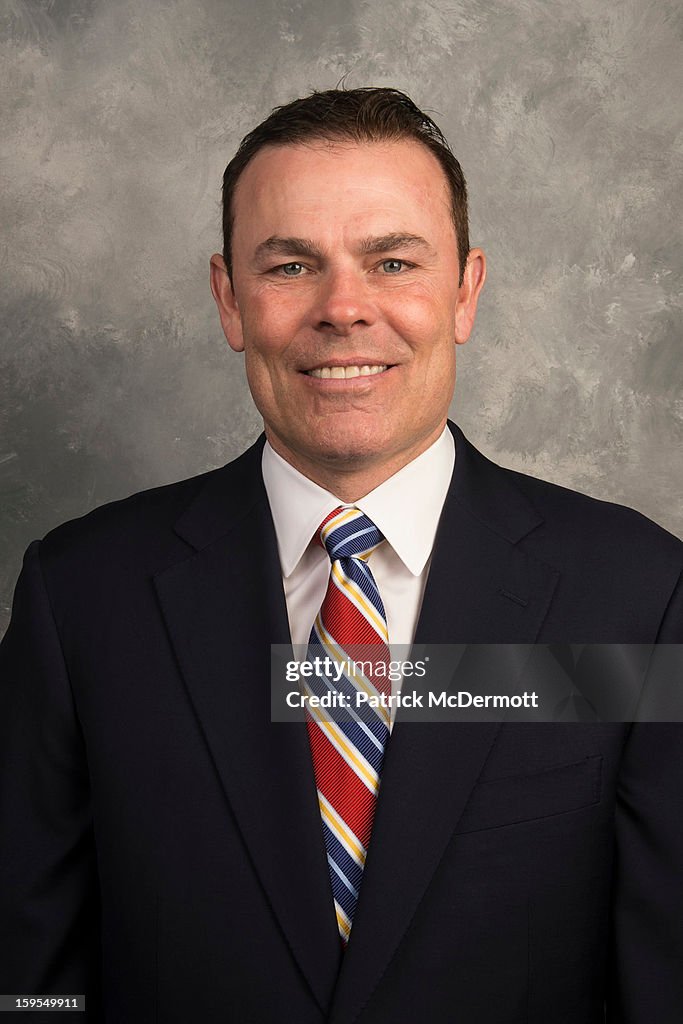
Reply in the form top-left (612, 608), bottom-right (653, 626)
top-left (1, 0), bottom-right (682, 633)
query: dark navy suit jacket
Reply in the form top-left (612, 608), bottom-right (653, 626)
top-left (1, 422), bottom-right (682, 1022)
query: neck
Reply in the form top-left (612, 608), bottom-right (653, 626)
top-left (265, 421), bottom-right (447, 501)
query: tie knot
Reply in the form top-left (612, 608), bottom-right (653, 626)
top-left (317, 506), bottom-right (384, 562)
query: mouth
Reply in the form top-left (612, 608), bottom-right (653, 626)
top-left (302, 363), bottom-right (392, 379)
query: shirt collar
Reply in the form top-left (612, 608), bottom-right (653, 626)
top-left (262, 426), bottom-right (455, 578)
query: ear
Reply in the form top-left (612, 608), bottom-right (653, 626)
top-left (210, 253), bottom-right (245, 352)
top-left (454, 248), bottom-right (486, 345)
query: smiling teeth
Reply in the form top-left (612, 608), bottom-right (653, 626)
top-left (307, 364), bottom-right (388, 379)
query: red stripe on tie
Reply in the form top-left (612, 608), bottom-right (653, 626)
top-left (306, 717), bottom-right (377, 850)
top-left (321, 590), bottom-right (383, 647)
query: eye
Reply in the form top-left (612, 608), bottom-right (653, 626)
top-left (380, 259), bottom-right (408, 274)
top-left (279, 262), bottom-right (306, 276)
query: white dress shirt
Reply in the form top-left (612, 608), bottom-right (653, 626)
top-left (261, 426), bottom-right (455, 668)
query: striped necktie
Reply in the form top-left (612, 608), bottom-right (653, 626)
top-left (305, 505), bottom-right (392, 945)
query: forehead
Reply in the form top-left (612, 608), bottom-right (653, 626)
top-left (231, 139), bottom-right (454, 245)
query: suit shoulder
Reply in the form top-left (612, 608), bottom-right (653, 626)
top-left (452, 423), bottom-right (682, 566)
top-left (34, 432), bottom-right (266, 583)
top-left (505, 464), bottom-right (683, 563)
top-left (37, 467), bottom-right (221, 570)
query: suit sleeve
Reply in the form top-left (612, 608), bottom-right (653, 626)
top-left (607, 569), bottom-right (683, 1021)
top-left (0, 541), bottom-right (102, 1021)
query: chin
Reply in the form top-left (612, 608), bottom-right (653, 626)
top-left (308, 422), bottom-right (388, 462)
top-left (310, 437), bottom-right (382, 466)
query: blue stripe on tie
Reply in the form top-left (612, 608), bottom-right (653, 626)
top-left (325, 517), bottom-right (367, 550)
top-left (327, 856), bottom-right (359, 919)
top-left (336, 718), bottom-right (388, 772)
top-left (304, 675), bottom-right (388, 765)
top-left (307, 630), bottom-right (390, 742)
top-left (303, 661), bottom-right (390, 771)
top-left (326, 514), bottom-right (383, 560)
top-left (342, 559), bottom-right (387, 620)
top-left (306, 632), bottom-right (380, 704)
top-left (354, 558), bottom-right (383, 603)
top-left (329, 525), bottom-right (380, 559)
top-left (306, 672), bottom-right (388, 759)
top-left (326, 512), bottom-right (376, 543)
top-left (322, 821), bottom-right (365, 889)
top-left (327, 853), bottom-right (360, 899)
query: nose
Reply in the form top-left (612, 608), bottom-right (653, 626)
top-left (311, 268), bottom-right (378, 335)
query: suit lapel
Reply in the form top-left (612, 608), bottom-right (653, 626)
top-left (328, 422), bottom-right (560, 1024)
top-left (153, 438), bottom-right (342, 1014)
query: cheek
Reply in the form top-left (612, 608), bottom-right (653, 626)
top-left (241, 305), bottom-right (299, 410)
top-left (241, 291), bottom-right (304, 360)
top-left (385, 282), bottom-right (456, 341)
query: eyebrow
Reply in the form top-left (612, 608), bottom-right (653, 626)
top-left (253, 236), bottom-right (322, 261)
top-left (252, 233), bottom-right (436, 262)
top-left (358, 233), bottom-right (436, 257)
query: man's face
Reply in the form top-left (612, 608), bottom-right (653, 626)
top-left (211, 139), bottom-right (485, 483)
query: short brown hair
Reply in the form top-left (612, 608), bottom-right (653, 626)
top-left (221, 87), bottom-right (469, 284)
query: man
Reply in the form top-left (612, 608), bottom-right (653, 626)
top-left (1, 87), bottom-right (681, 1023)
